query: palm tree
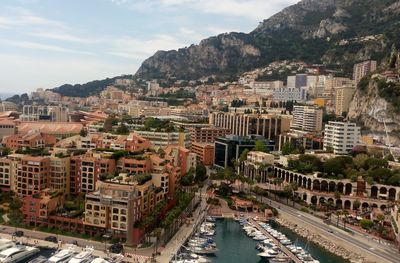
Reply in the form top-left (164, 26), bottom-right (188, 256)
top-left (336, 210), bottom-right (343, 227)
top-left (342, 209), bottom-right (349, 229)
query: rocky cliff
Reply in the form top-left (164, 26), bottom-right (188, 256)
top-left (348, 78), bottom-right (400, 145)
top-left (135, 0), bottom-right (400, 80)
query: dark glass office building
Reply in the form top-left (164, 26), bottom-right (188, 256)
top-left (214, 135), bottom-right (274, 168)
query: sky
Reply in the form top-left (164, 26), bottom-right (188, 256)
top-left (0, 0), bottom-right (298, 94)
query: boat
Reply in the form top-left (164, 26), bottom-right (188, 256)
top-left (68, 247), bottom-right (93, 263)
top-left (29, 256), bottom-right (49, 263)
top-left (0, 245), bottom-right (40, 263)
top-left (205, 216), bottom-right (215, 223)
top-left (0, 239), bottom-right (14, 253)
top-left (188, 245), bottom-right (218, 255)
top-left (177, 253), bottom-right (211, 263)
top-left (257, 250), bottom-right (277, 259)
top-left (47, 247), bottom-right (76, 263)
top-left (89, 259), bottom-right (109, 263)
top-left (269, 253), bottom-right (291, 263)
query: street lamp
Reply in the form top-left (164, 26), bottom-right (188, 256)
top-left (103, 234), bottom-right (111, 254)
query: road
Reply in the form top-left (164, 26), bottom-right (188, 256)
top-left (258, 196), bottom-right (399, 263)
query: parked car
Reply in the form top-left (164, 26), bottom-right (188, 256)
top-left (67, 240), bottom-right (78, 245)
top-left (12, 231), bottom-right (24, 237)
top-left (109, 243), bottom-right (123, 254)
top-left (44, 236), bottom-right (58, 243)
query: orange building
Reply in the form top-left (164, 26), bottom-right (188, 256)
top-left (117, 157), bottom-right (152, 174)
top-left (3, 131), bottom-right (56, 150)
top-left (191, 142), bottom-right (215, 166)
top-left (189, 126), bottom-right (230, 144)
top-left (17, 156), bottom-right (50, 197)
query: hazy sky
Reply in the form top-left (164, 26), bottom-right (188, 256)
top-left (0, 0), bottom-right (298, 94)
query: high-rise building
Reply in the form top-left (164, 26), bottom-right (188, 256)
top-left (50, 156), bottom-right (70, 194)
top-left (189, 126), bottom-right (230, 144)
top-left (209, 112), bottom-right (291, 140)
top-left (353, 60), bottom-right (377, 84)
top-left (291, 106), bottom-right (323, 132)
top-left (323, 121), bottom-right (360, 154)
top-left (335, 85), bottom-right (356, 116)
top-left (287, 74), bottom-right (307, 88)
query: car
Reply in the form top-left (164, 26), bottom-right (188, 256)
top-left (109, 243), bottom-right (123, 254)
top-left (44, 236), bottom-right (58, 243)
top-left (12, 230), bottom-right (24, 237)
top-left (67, 240), bottom-right (78, 245)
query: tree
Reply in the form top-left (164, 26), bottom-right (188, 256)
top-left (116, 123), bottom-right (129, 135)
top-left (353, 199), bottom-right (361, 212)
top-left (360, 219), bottom-right (374, 230)
top-left (104, 116), bottom-right (117, 132)
top-left (195, 164), bottom-right (207, 182)
top-left (239, 149), bottom-right (249, 162)
top-left (353, 154), bottom-right (368, 169)
top-left (180, 173), bottom-right (194, 186)
top-left (342, 209), bottom-right (349, 229)
top-left (79, 128), bottom-right (87, 137)
top-left (254, 140), bottom-right (267, 152)
top-left (282, 142), bottom-right (295, 155)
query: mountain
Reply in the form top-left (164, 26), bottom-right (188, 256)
top-left (135, 0), bottom-right (400, 80)
top-left (51, 75), bottom-right (133, 97)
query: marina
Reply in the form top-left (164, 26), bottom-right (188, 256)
top-left (170, 215), bottom-right (348, 263)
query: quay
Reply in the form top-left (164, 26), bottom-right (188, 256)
top-left (157, 197), bottom-right (209, 263)
top-left (249, 218), bottom-right (302, 263)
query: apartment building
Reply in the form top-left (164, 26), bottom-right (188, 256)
top-left (0, 158), bottom-right (11, 189)
top-left (0, 119), bottom-right (15, 140)
top-left (273, 87), bottom-right (307, 102)
top-left (291, 105), bottom-right (323, 132)
top-left (335, 86), bottom-right (356, 116)
top-left (240, 151), bottom-right (275, 183)
top-left (70, 153), bottom-right (115, 194)
top-left (324, 121), bottom-right (361, 154)
top-left (189, 126), bottom-right (230, 144)
top-left (50, 156), bottom-right (70, 194)
top-left (3, 131), bottom-right (56, 150)
top-left (21, 105), bottom-right (69, 122)
top-left (117, 157), bottom-right (152, 175)
top-left (17, 156), bottom-right (50, 197)
top-left (191, 142), bottom-right (215, 166)
top-left (209, 112), bottom-right (291, 140)
top-left (135, 130), bottom-right (190, 149)
top-left (84, 179), bottom-right (163, 245)
top-left (353, 60), bottom-right (377, 84)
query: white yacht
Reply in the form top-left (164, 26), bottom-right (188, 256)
top-left (0, 245), bottom-right (40, 263)
top-left (89, 258), bottom-right (109, 263)
top-left (0, 239), bottom-right (14, 253)
top-left (68, 247), bottom-right (93, 263)
top-left (47, 247), bottom-right (76, 263)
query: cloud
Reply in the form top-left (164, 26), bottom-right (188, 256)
top-left (108, 35), bottom-right (186, 60)
top-left (110, 0), bottom-right (298, 21)
top-left (0, 40), bottom-right (93, 55)
top-left (0, 10), bottom-right (66, 29)
top-left (28, 31), bottom-right (99, 43)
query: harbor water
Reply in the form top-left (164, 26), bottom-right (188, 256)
top-left (211, 219), bottom-right (347, 263)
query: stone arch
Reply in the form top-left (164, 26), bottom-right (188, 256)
top-left (371, 203), bottom-right (378, 209)
top-left (344, 200), bottom-right (351, 210)
top-left (371, 186), bottom-right (378, 199)
top-left (285, 172), bottom-right (290, 182)
top-left (311, 196), bottom-right (318, 205)
top-left (294, 174), bottom-right (298, 183)
top-left (389, 188), bottom-right (396, 201)
top-left (380, 187), bottom-right (388, 199)
top-left (345, 183), bottom-right (352, 195)
top-left (362, 202), bottom-right (369, 209)
top-left (302, 177), bottom-right (307, 188)
top-left (313, 180), bottom-right (320, 191)
top-left (321, 180), bottom-right (328, 192)
top-left (328, 181), bottom-right (336, 193)
top-left (319, 197), bottom-right (326, 205)
top-left (289, 173), bottom-right (294, 183)
top-left (380, 204), bottom-right (387, 211)
top-left (307, 178), bottom-right (312, 190)
top-left (328, 198), bottom-right (334, 204)
top-left (336, 199), bottom-right (343, 209)
top-left (302, 193), bottom-right (307, 201)
top-left (337, 182), bottom-right (344, 194)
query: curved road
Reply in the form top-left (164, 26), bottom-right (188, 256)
top-left (259, 196), bottom-right (399, 263)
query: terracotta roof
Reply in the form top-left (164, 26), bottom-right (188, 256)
top-left (17, 122), bottom-right (83, 134)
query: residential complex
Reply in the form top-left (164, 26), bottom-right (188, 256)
top-left (209, 112), bottom-right (291, 140)
top-left (291, 105), bottom-right (323, 132)
top-left (353, 60), bottom-right (377, 84)
top-left (335, 85), bottom-right (356, 116)
top-left (323, 121), bottom-right (361, 154)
